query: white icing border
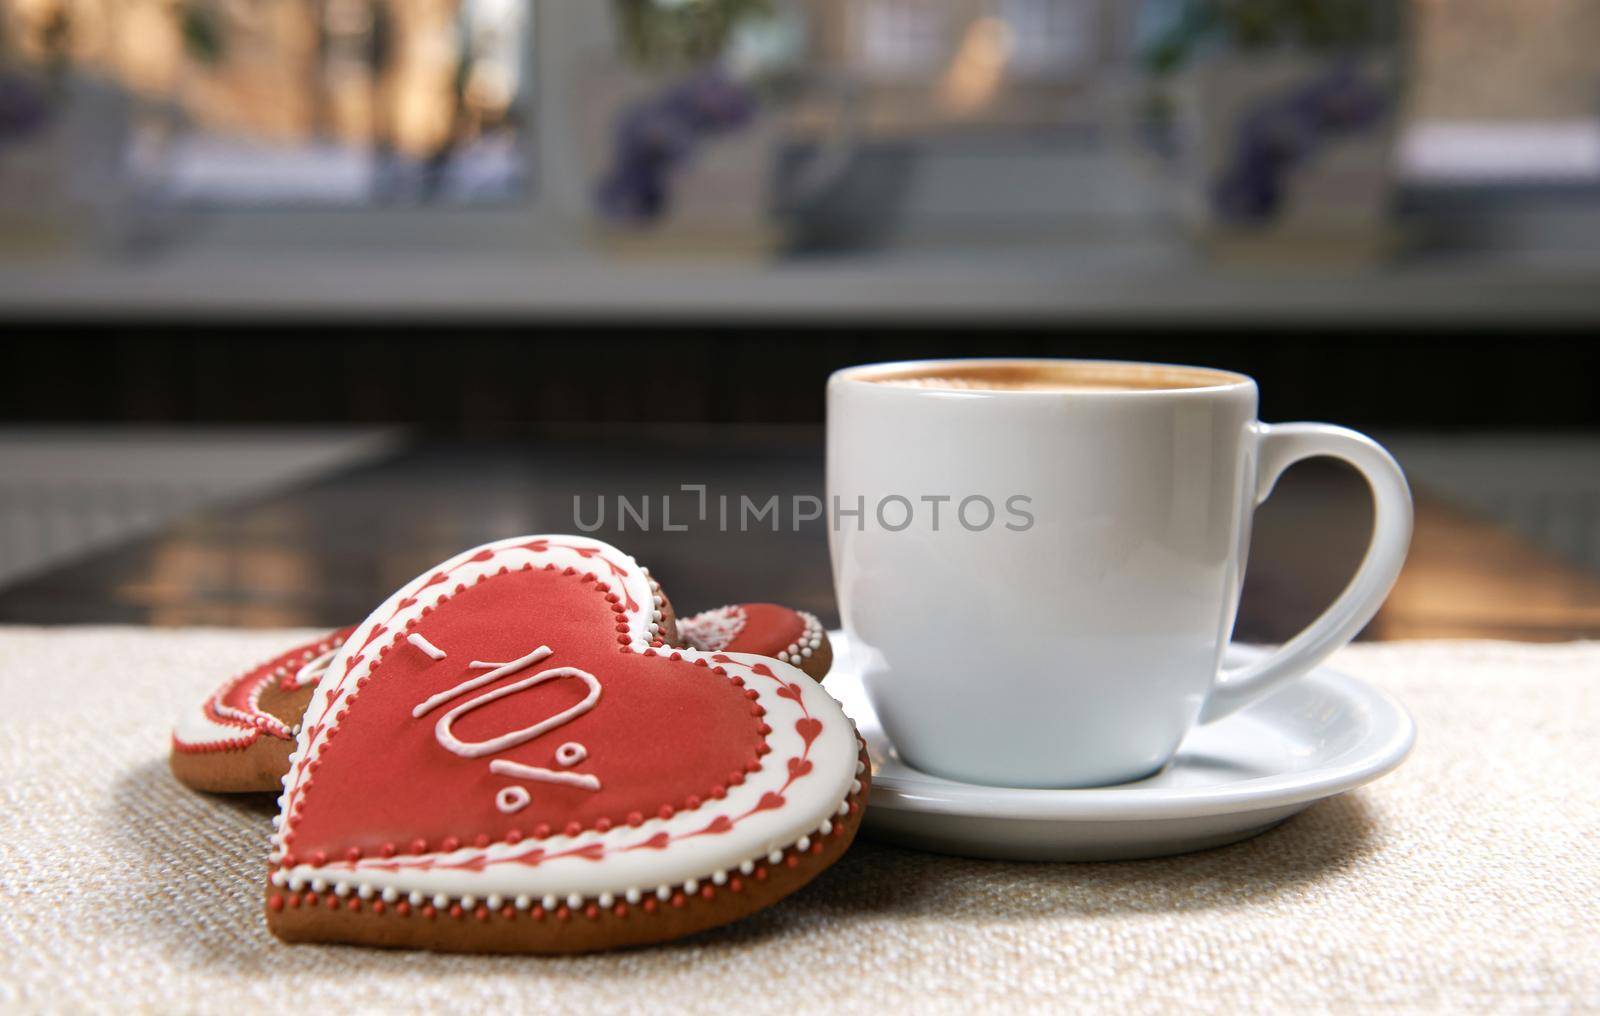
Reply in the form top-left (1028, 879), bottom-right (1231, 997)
top-left (678, 604), bottom-right (748, 652)
top-left (272, 535), bottom-right (859, 905)
top-left (173, 633), bottom-right (343, 752)
top-left (774, 610), bottom-right (825, 667)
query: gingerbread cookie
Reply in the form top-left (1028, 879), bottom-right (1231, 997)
top-left (171, 628), bottom-right (355, 794)
top-left (174, 599), bottom-right (824, 795)
top-left (676, 603), bottom-right (832, 682)
top-left (265, 535), bottom-right (868, 953)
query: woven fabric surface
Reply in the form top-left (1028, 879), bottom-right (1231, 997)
top-left (1, 628), bottom-right (1595, 1013)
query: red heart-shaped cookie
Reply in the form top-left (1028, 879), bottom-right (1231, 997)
top-left (266, 536), bottom-right (866, 953)
top-left (281, 569), bottom-right (761, 854)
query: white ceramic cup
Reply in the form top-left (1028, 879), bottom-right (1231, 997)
top-left (827, 358), bottom-right (1412, 788)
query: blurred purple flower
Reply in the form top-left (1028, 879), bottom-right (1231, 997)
top-left (615, 103), bottom-right (696, 170)
top-left (1295, 64), bottom-right (1386, 131)
top-left (1213, 168), bottom-right (1280, 221)
top-left (0, 71), bottom-right (51, 148)
top-left (1238, 106), bottom-right (1316, 171)
top-left (667, 69), bottom-right (756, 133)
top-left (594, 65), bottom-right (759, 224)
top-left (596, 164), bottom-right (668, 220)
top-left (1212, 61), bottom-right (1389, 224)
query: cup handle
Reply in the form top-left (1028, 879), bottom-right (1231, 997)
top-left (1199, 422), bottom-right (1413, 724)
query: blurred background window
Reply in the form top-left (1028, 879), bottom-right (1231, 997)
top-left (0, 1), bottom-right (1598, 619)
top-left (999, 0), bottom-right (1098, 78)
top-left (1, 0), bottom-right (531, 206)
top-left (858, 0), bottom-right (950, 75)
top-left (0, 0), bottom-right (1594, 303)
top-left (853, 0), bottom-right (1106, 80)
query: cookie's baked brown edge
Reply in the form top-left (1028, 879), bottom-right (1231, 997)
top-left (264, 739), bottom-right (870, 954)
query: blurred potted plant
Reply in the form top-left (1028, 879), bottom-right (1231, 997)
top-left (581, 0), bottom-right (807, 255)
top-left (1139, 0), bottom-right (1401, 257)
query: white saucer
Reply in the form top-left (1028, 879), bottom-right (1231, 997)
top-left (828, 632), bottom-right (1415, 861)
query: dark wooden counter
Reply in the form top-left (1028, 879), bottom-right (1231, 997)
top-left (2, 427), bottom-right (1597, 642)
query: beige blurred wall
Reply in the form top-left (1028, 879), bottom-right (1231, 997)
top-left (1409, 0), bottom-right (1600, 119)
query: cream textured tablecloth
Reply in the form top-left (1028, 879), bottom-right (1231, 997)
top-left (1, 628), bottom-right (1596, 1013)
